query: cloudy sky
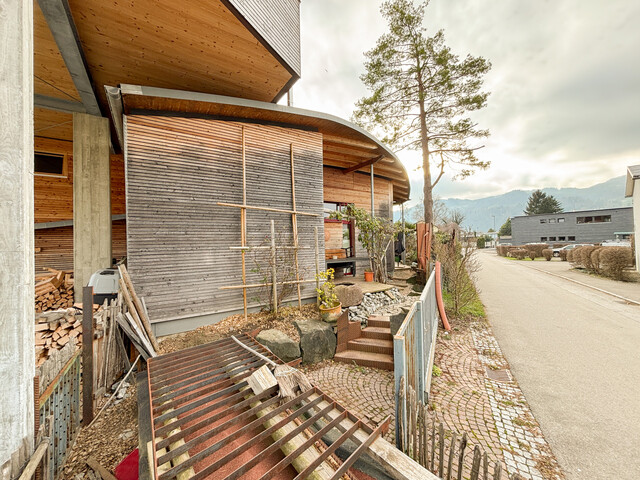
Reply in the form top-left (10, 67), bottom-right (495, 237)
top-left (289, 0), bottom-right (640, 207)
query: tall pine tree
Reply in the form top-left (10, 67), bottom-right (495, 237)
top-left (524, 190), bottom-right (563, 215)
top-left (353, 0), bottom-right (491, 224)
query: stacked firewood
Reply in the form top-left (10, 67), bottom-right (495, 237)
top-left (35, 269), bottom-right (74, 313)
top-left (35, 309), bottom-right (82, 367)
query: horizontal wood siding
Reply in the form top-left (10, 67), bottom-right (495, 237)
top-left (125, 115), bottom-right (324, 324)
top-left (323, 166), bottom-right (394, 273)
top-left (227, 0), bottom-right (301, 75)
top-left (34, 220), bottom-right (127, 273)
top-left (34, 137), bottom-right (126, 223)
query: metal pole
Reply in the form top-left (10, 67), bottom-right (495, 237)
top-left (401, 203), bottom-right (406, 265)
top-left (370, 164), bottom-right (375, 215)
top-left (82, 286), bottom-right (94, 425)
top-left (270, 220), bottom-right (278, 315)
top-left (314, 226), bottom-right (320, 306)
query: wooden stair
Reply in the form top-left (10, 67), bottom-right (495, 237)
top-left (335, 313), bottom-right (394, 371)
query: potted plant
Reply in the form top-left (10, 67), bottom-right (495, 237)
top-left (364, 269), bottom-right (374, 282)
top-left (316, 268), bottom-right (341, 322)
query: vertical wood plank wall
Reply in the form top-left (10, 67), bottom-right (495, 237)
top-left (125, 115), bottom-right (324, 326)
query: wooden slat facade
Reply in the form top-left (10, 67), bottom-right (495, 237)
top-left (125, 115), bottom-right (324, 325)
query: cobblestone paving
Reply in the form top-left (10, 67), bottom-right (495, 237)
top-left (302, 360), bottom-right (396, 442)
top-left (304, 317), bottom-right (564, 479)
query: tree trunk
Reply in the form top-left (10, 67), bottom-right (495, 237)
top-left (418, 98), bottom-right (433, 224)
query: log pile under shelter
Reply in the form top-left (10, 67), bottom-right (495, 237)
top-left (35, 268), bottom-right (74, 313)
top-left (35, 308), bottom-right (83, 367)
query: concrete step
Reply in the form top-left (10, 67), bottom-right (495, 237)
top-left (347, 338), bottom-right (393, 355)
top-left (367, 316), bottom-right (391, 329)
top-left (361, 326), bottom-right (393, 341)
top-left (334, 350), bottom-right (394, 371)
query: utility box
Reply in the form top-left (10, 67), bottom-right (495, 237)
top-left (88, 268), bottom-right (120, 304)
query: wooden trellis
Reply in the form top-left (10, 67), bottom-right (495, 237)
top-left (218, 129), bottom-right (320, 318)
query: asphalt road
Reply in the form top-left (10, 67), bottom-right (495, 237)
top-left (475, 250), bottom-right (640, 479)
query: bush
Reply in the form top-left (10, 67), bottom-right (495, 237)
top-left (476, 237), bottom-right (486, 249)
top-left (579, 246), bottom-right (600, 272)
top-left (528, 250), bottom-right (536, 261)
top-left (542, 249), bottom-right (553, 261)
top-left (511, 248), bottom-right (528, 260)
top-left (600, 247), bottom-right (633, 280)
top-left (559, 250), bottom-right (568, 261)
top-left (590, 248), bottom-right (603, 274)
top-left (566, 249), bottom-right (574, 262)
top-left (497, 245), bottom-right (509, 257)
top-left (434, 236), bottom-right (480, 317)
top-left (526, 243), bottom-right (547, 258)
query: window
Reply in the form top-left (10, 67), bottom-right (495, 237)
top-left (549, 218), bottom-right (556, 223)
top-left (540, 237), bottom-right (548, 242)
top-left (549, 236), bottom-right (556, 241)
top-left (540, 219), bottom-right (547, 224)
top-left (558, 236), bottom-right (566, 241)
top-left (577, 215), bottom-right (611, 224)
top-left (323, 202), bottom-right (347, 219)
top-left (558, 218), bottom-right (565, 223)
top-left (568, 236), bottom-right (576, 241)
top-left (34, 152), bottom-right (65, 176)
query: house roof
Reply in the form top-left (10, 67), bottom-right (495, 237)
top-left (625, 165), bottom-right (640, 197)
top-left (112, 84), bottom-right (411, 203)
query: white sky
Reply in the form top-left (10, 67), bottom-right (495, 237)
top-left (288, 0), bottom-right (640, 207)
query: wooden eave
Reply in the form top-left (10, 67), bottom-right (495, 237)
top-left (115, 84), bottom-right (411, 203)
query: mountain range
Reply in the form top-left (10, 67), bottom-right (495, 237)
top-left (395, 175), bottom-right (632, 232)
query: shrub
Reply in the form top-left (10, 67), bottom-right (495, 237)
top-left (526, 243), bottom-right (547, 258)
top-left (511, 248), bottom-right (528, 260)
top-left (590, 248), bottom-right (603, 274)
top-left (542, 249), bottom-right (553, 261)
top-left (566, 249), bottom-right (574, 262)
top-left (434, 236), bottom-right (480, 317)
top-left (528, 250), bottom-right (536, 261)
top-left (559, 250), bottom-right (568, 261)
top-left (600, 247), bottom-right (633, 280)
top-left (497, 245), bottom-right (509, 257)
top-left (476, 237), bottom-right (486, 249)
top-left (578, 246), bottom-right (599, 272)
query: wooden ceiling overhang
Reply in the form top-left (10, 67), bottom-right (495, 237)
top-left (33, 0), bottom-right (300, 144)
top-left (114, 84), bottom-right (411, 204)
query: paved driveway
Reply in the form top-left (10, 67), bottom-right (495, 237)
top-left (475, 250), bottom-right (640, 479)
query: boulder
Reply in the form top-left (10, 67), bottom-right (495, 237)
top-left (389, 310), bottom-right (407, 336)
top-left (255, 329), bottom-right (300, 363)
top-left (334, 284), bottom-right (364, 307)
top-left (294, 320), bottom-right (336, 364)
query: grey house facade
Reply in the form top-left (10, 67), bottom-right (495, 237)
top-left (511, 207), bottom-right (633, 245)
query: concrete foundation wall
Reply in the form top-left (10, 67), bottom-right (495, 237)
top-left (0, 0), bottom-right (35, 465)
top-left (73, 113), bottom-right (112, 301)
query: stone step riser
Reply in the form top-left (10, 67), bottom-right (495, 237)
top-left (361, 330), bottom-right (393, 341)
top-left (334, 353), bottom-right (393, 371)
top-left (367, 319), bottom-right (391, 328)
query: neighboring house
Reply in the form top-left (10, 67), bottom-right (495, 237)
top-left (511, 207), bottom-right (633, 245)
top-left (625, 165), bottom-right (640, 271)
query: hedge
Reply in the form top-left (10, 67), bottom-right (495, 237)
top-left (599, 247), bottom-right (633, 280)
top-left (542, 249), bottom-right (553, 261)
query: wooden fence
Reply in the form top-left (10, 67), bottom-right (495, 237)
top-left (398, 384), bottom-right (525, 480)
top-left (394, 268), bottom-right (439, 448)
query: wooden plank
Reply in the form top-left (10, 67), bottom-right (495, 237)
top-left (290, 143), bottom-right (302, 310)
top-left (86, 457), bottom-right (117, 480)
top-left (217, 202), bottom-right (319, 217)
top-left (118, 265), bottom-right (159, 351)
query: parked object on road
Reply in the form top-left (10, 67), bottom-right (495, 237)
top-left (552, 243), bottom-right (594, 257)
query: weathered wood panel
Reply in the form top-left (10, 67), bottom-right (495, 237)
top-left (227, 0), bottom-right (301, 76)
top-left (34, 138), bottom-right (126, 223)
top-left (125, 115), bottom-right (324, 324)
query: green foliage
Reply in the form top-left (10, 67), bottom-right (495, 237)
top-left (476, 237), bottom-right (486, 249)
top-left (315, 268), bottom-right (340, 308)
top-left (498, 218), bottom-right (511, 236)
top-left (523, 190), bottom-right (563, 215)
top-left (331, 204), bottom-right (399, 282)
top-left (432, 365), bottom-right (442, 377)
top-left (353, 0), bottom-right (491, 223)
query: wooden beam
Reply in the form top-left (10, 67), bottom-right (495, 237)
top-left (343, 155), bottom-right (384, 175)
top-left (323, 143), bottom-right (380, 158)
top-left (34, 93), bottom-right (85, 113)
top-left (37, 0), bottom-right (101, 116)
top-left (217, 202), bottom-right (319, 217)
top-left (82, 286), bottom-right (94, 425)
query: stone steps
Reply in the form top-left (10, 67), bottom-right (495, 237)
top-left (347, 337), bottom-right (393, 355)
top-left (361, 326), bottom-right (393, 341)
top-left (333, 350), bottom-right (394, 371)
top-left (334, 313), bottom-right (394, 371)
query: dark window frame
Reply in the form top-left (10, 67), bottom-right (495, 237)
top-left (34, 151), bottom-right (67, 178)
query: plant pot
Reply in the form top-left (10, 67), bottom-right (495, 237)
top-left (364, 270), bottom-right (374, 282)
top-left (319, 302), bottom-right (342, 323)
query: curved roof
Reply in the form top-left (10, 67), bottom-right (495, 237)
top-left (116, 84), bottom-right (410, 203)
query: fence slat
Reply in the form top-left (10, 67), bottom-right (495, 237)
top-left (430, 419), bottom-right (436, 470)
top-left (470, 446), bottom-right (482, 480)
top-left (457, 433), bottom-right (467, 480)
top-left (494, 462), bottom-right (502, 480)
top-left (446, 431), bottom-right (457, 480)
top-left (438, 423), bottom-right (445, 477)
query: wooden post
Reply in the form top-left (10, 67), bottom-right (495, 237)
top-left (241, 127), bottom-right (248, 321)
top-left (270, 220), bottom-right (278, 315)
top-left (314, 226), bottom-right (320, 306)
top-left (370, 164), bottom-right (375, 277)
top-left (290, 144), bottom-right (302, 311)
top-left (82, 286), bottom-right (94, 425)
top-left (401, 203), bottom-right (406, 265)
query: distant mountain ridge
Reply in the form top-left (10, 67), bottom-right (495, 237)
top-left (396, 176), bottom-right (632, 232)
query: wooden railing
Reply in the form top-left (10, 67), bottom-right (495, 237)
top-left (394, 269), bottom-right (439, 449)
